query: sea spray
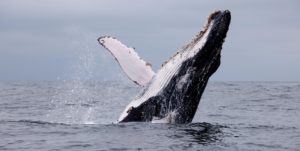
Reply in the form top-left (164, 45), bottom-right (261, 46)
top-left (46, 33), bottom-right (133, 124)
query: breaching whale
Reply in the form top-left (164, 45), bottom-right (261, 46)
top-left (98, 10), bottom-right (231, 124)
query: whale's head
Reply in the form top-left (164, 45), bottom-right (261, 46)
top-left (184, 10), bottom-right (231, 80)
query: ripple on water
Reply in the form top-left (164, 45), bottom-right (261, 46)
top-left (1, 81), bottom-right (300, 150)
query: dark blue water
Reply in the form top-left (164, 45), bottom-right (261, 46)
top-left (0, 81), bottom-right (299, 151)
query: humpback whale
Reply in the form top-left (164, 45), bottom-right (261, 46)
top-left (98, 10), bottom-right (231, 124)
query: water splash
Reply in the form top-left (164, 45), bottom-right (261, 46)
top-left (46, 33), bottom-right (131, 124)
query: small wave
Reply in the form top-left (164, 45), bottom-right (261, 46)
top-left (1, 119), bottom-right (68, 126)
top-left (0, 119), bottom-right (115, 126)
top-left (217, 82), bottom-right (237, 87)
top-left (19, 120), bottom-right (68, 125)
top-left (83, 121), bottom-right (96, 124)
top-left (270, 94), bottom-right (294, 100)
top-left (244, 98), bottom-right (273, 102)
top-left (175, 122), bottom-right (226, 145)
top-left (64, 103), bottom-right (93, 107)
top-left (239, 123), bottom-right (297, 131)
top-left (62, 144), bottom-right (92, 149)
top-left (245, 142), bottom-right (288, 150)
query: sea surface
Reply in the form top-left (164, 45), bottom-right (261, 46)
top-left (0, 81), bottom-right (299, 151)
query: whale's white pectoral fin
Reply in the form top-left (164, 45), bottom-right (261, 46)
top-left (98, 36), bottom-right (155, 86)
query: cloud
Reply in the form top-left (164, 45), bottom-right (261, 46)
top-left (0, 0), bottom-right (299, 80)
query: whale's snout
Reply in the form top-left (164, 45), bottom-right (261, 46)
top-left (208, 10), bottom-right (231, 42)
top-left (217, 10), bottom-right (231, 36)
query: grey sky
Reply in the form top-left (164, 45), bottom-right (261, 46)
top-left (0, 0), bottom-right (299, 81)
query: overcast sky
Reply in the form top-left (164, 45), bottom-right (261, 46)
top-left (0, 0), bottom-right (299, 81)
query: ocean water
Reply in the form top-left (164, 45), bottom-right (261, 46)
top-left (0, 81), bottom-right (299, 151)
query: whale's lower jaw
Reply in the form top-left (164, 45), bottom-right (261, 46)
top-left (118, 10), bottom-right (231, 124)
